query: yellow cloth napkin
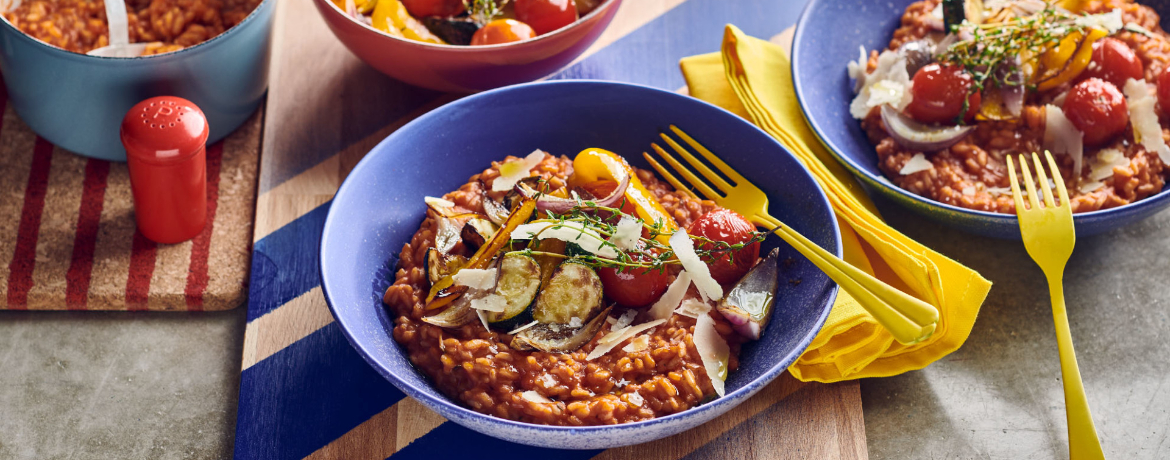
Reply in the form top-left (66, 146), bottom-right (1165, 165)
top-left (680, 25), bottom-right (993, 383)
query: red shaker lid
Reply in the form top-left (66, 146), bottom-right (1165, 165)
top-left (121, 96), bottom-right (209, 164)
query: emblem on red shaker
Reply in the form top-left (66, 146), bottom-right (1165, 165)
top-left (121, 96), bottom-right (210, 244)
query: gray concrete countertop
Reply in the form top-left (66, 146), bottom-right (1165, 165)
top-left (0, 197), bottom-right (1167, 459)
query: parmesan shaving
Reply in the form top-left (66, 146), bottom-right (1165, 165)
top-left (588, 319), bottom-right (667, 360)
top-left (491, 150), bottom-right (545, 192)
top-left (1044, 104), bottom-right (1085, 177)
top-left (452, 268), bottom-right (498, 290)
top-left (521, 391), bottom-right (552, 404)
top-left (470, 294), bottom-right (508, 312)
top-left (962, 186), bottom-right (976, 197)
top-left (899, 153), bottom-right (933, 175)
top-left (986, 186), bottom-right (1012, 196)
top-left (476, 310), bottom-right (491, 330)
top-left (669, 230), bottom-right (722, 301)
top-left (424, 196), bottom-right (455, 208)
top-left (626, 392), bottom-right (644, 407)
top-left (675, 298), bottom-right (712, 319)
top-left (507, 321), bottom-right (540, 335)
top-left (1089, 148), bottom-right (1128, 181)
top-left (613, 309), bottom-right (637, 330)
top-left (1079, 181), bottom-right (1106, 193)
top-left (1074, 8), bottom-right (1123, 33)
top-left (846, 46), bottom-right (868, 91)
top-left (850, 49), bottom-right (913, 119)
top-left (1124, 79), bottom-right (1170, 165)
top-left (510, 221), bottom-right (619, 259)
top-left (608, 216), bottom-right (642, 251)
top-left (568, 317), bottom-right (583, 328)
top-left (622, 335), bottom-right (650, 353)
top-left (694, 314), bottom-right (730, 397)
top-left (649, 271), bottom-right (691, 320)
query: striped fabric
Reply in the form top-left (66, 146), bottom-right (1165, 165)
top-left (0, 77), bottom-right (260, 311)
top-left (233, 1), bottom-right (871, 459)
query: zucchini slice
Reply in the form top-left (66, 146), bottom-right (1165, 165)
top-left (512, 306), bottom-right (612, 352)
top-left (426, 248), bottom-right (468, 286)
top-left (485, 253), bottom-right (542, 329)
top-left (532, 262), bottom-right (604, 324)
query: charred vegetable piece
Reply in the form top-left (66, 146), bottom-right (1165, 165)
top-left (533, 239), bottom-right (566, 290)
top-left (485, 253), bottom-right (542, 329)
top-left (481, 189), bottom-right (511, 226)
top-left (512, 306), bottom-right (612, 352)
top-left (460, 218), bottom-right (497, 253)
top-left (717, 248), bottom-right (780, 340)
top-left (425, 198), bottom-right (536, 311)
top-left (423, 16), bottom-right (480, 46)
top-left (426, 248), bottom-right (468, 285)
top-left (421, 292), bottom-right (479, 327)
top-left (533, 262), bottom-right (604, 324)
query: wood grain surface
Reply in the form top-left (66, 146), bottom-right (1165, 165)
top-left (235, 0), bottom-right (867, 458)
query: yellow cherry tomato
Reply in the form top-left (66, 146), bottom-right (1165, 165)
top-left (371, 0), bottom-right (445, 44)
top-left (569, 148), bottom-right (678, 242)
top-left (1034, 27), bottom-right (1108, 92)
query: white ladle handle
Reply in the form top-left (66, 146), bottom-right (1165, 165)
top-left (103, 0), bottom-right (130, 49)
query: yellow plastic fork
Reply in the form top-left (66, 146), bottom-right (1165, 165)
top-left (644, 126), bottom-right (939, 345)
top-left (1007, 151), bottom-right (1105, 460)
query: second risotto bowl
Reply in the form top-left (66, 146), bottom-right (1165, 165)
top-left (319, 81), bottom-right (841, 449)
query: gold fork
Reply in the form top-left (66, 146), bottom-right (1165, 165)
top-left (1007, 151), bottom-right (1105, 460)
top-left (644, 126), bottom-right (939, 345)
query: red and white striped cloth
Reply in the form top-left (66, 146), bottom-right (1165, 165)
top-left (0, 81), bottom-right (259, 311)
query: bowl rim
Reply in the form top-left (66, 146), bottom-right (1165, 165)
top-left (314, 0), bottom-right (621, 51)
top-left (0, 0), bottom-right (274, 61)
top-left (790, 0), bottom-right (1170, 224)
top-left (319, 79), bottom-right (842, 440)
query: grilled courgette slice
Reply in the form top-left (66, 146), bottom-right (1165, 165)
top-left (485, 253), bottom-right (542, 329)
top-left (426, 248), bottom-right (468, 286)
top-left (532, 262), bottom-right (604, 324)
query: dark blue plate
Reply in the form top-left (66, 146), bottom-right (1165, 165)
top-left (319, 80), bottom-right (840, 449)
top-left (793, 0), bottom-right (1170, 238)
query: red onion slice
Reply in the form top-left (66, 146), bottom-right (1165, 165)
top-left (880, 104), bottom-right (974, 152)
top-left (515, 173), bottom-right (631, 214)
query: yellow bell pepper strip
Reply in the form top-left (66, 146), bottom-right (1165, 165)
top-left (424, 198), bottom-right (536, 311)
top-left (371, 0), bottom-right (446, 44)
top-left (1056, 0), bottom-right (1087, 13)
top-left (568, 148), bottom-right (679, 243)
top-left (1033, 27), bottom-right (1108, 92)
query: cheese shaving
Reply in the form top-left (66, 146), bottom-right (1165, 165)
top-left (507, 321), bottom-right (540, 335)
top-left (961, 186), bottom-right (976, 197)
top-left (476, 310), bottom-right (491, 330)
top-left (613, 309), bottom-right (637, 330)
top-left (470, 294), bottom-right (508, 312)
top-left (1044, 104), bottom-right (1085, 177)
top-left (510, 221), bottom-right (619, 258)
top-left (669, 230), bottom-right (722, 301)
top-left (491, 150), bottom-right (545, 192)
top-left (568, 317), bottom-right (583, 328)
top-left (1124, 79), bottom-right (1170, 165)
top-left (1074, 8), bottom-right (1123, 33)
top-left (626, 392), bottom-right (644, 407)
top-left (1089, 148), bottom-right (1129, 181)
top-left (452, 268), bottom-right (497, 290)
top-left (588, 319), bottom-right (667, 360)
top-left (846, 46), bottom-right (868, 92)
top-left (608, 216), bottom-right (642, 251)
top-left (675, 298), bottom-right (712, 319)
top-left (899, 153), bottom-right (933, 175)
top-left (850, 49), bottom-right (913, 119)
top-left (622, 335), bottom-right (650, 353)
top-left (693, 314), bottom-right (730, 397)
top-left (424, 196), bottom-right (455, 208)
top-left (1079, 181), bottom-right (1106, 193)
top-left (521, 391), bottom-right (552, 404)
top-left (648, 271), bottom-right (692, 320)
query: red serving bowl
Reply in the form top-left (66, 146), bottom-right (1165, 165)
top-left (313, 0), bottom-right (623, 93)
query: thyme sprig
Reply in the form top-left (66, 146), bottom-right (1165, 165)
top-left (464, 0), bottom-right (507, 25)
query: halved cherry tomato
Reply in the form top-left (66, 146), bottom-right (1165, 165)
top-left (470, 19), bottom-right (537, 45)
top-left (515, 0), bottom-right (579, 35)
top-left (598, 244), bottom-right (670, 308)
top-left (686, 208), bottom-right (760, 286)
top-left (1158, 68), bottom-right (1170, 116)
top-left (400, 0), bottom-right (465, 18)
top-left (905, 64), bottom-right (982, 125)
top-left (1063, 78), bottom-right (1128, 147)
top-left (1080, 37), bottom-right (1144, 89)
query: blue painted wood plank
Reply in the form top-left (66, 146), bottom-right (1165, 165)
top-left (386, 421), bottom-right (603, 460)
top-left (234, 322), bottom-right (406, 460)
top-left (247, 202), bottom-right (331, 322)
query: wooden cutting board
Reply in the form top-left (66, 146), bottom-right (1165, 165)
top-left (232, 0), bottom-right (868, 458)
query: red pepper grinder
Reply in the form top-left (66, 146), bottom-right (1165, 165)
top-left (121, 96), bottom-right (210, 244)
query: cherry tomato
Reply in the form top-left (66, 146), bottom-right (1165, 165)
top-left (597, 247), bottom-right (670, 308)
top-left (905, 64), bottom-right (982, 125)
top-left (685, 208), bottom-right (760, 286)
top-left (1080, 37), bottom-right (1144, 89)
top-left (515, 0), bottom-right (579, 35)
top-left (1158, 68), bottom-right (1170, 116)
top-left (1063, 78), bottom-right (1128, 147)
top-left (470, 19), bottom-right (537, 45)
top-left (400, 0), bottom-right (465, 18)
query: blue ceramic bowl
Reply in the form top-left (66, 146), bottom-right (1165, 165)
top-left (0, 0), bottom-right (275, 161)
top-left (319, 80), bottom-right (841, 449)
top-left (793, 0), bottom-right (1170, 239)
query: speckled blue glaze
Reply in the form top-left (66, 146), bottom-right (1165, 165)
top-left (319, 81), bottom-right (841, 450)
top-left (0, 0), bottom-right (275, 161)
top-left (792, 0), bottom-right (1170, 239)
